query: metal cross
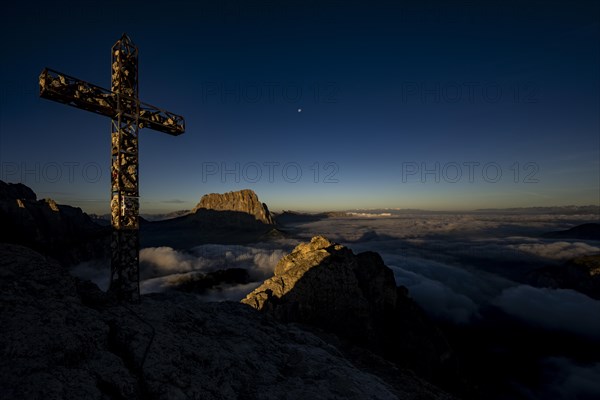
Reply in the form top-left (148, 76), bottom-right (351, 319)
top-left (39, 34), bottom-right (185, 302)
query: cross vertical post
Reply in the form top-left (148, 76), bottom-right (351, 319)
top-left (110, 36), bottom-right (141, 301)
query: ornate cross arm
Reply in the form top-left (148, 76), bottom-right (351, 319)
top-left (39, 68), bottom-right (115, 118)
top-left (39, 68), bottom-right (185, 135)
top-left (138, 103), bottom-right (185, 135)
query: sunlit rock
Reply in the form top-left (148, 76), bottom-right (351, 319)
top-left (193, 189), bottom-right (274, 225)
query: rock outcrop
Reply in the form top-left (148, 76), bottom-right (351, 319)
top-left (242, 236), bottom-right (458, 387)
top-left (0, 243), bottom-right (454, 400)
top-left (243, 236), bottom-right (396, 342)
top-left (528, 254), bottom-right (600, 300)
top-left (0, 181), bottom-right (36, 201)
top-left (192, 189), bottom-right (274, 225)
top-left (0, 180), bottom-right (109, 265)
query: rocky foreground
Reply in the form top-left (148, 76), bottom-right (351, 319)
top-left (0, 242), bottom-right (455, 400)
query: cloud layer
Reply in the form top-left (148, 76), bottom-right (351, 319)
top-left (493, 285), bottom-right (600, 338)
top-left (509, 241), bottom-right (600, 260)
top-left (72, 242), bottom-right (293, 298)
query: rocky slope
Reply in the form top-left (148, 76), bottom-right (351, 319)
top-left (0, 243), bottom-right (454, 400)
top-left (0, 180), bottom-right (108, 265)
top-left (528, 254), bottom-right (600, 300)
top-left (192, 189), bottom-right (274, 225)
top-left (242, 236), bottom-right (461, 391)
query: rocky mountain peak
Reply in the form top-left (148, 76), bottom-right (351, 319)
top-left (273, 235), bottom-right (352, 276)
top-left (192, 189), bottom-right (274, 225)
top-left (0, 181), bottom-right (36, 201)
top-left (0, 180), bottom-right (108, 265)
top-left (242, 235), bottom-right (398, 335)
top-left (242, 236), bottom-right (457, 385)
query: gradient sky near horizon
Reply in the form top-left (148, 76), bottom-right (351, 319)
top-left (0, 0), bottom-right (598, 213)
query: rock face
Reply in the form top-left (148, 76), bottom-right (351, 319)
top-left (243, 236), bottom-right (396, 343)
top-left (192, 189), bottom-right (274, 225)
top-left (242, 236), bottom-right (457, 386)
top-left (542, 223), bottom-right (600, 240)
top-left (0, 180), bottom-right (108, 265)
top-left (528, 254), bottom-right (600, 300)
top-left (0, 243), bottom-right (454, 400)
top-left (0, 181), bottom-right (36, 201)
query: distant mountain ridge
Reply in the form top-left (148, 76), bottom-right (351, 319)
top-left (542, 223), bottom-right (600, 240)
top-left (0, 180), bottom-right (108, 265)
top-left (473, 205), bottom-right (599, 215)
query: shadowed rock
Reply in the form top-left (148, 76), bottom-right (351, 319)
top-left (0, 180), bottom-right (109, 265)
top-left (542, 223), bottom-right (600, 240)
top-left (528, 254), bottom-right (600, 299)
top-left (242, 236), bottom-right (459, 389)
top-left (243, 236), bottom-right (397, 342)
top-left (170, 268), bottom-right (251, 293)
top-left (0, 243), bottom-right (455, 400)
top-left (0, 181), bottom-right (36, 201)
top-left (141, 209), bottom-right (279, 248)
top-left (141, 190), bottom-right (279, 248)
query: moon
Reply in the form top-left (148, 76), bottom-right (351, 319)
top-left (297, 108), bottom-right (302, 113)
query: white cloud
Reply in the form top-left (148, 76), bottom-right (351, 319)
top-left (297, 213), bottom-right (597, 242)
top-left (139, 244), bottom-right (287, 280)
top-left (493, 285), bottom-right (600, 338)
top-left (140, 246), bottom-right (208, 277)
top-left (134, 244), bottom-right (289, 296)
top-left (509, 241), bottom-right (600, 260)
top-left (391, 266), bottom-right (478, 324)
top-left (71, 243), bottom-right (289, 296)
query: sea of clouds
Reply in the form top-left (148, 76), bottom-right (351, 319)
top-left (72, 212), bottom-right (600, 323)
top-left (293, 213), bottom-right (600, 399)
top-left (71, 239), bottom-right (296, 300)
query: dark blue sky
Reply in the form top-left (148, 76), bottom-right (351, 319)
top-left (1, 0), bottom-right (598, 212)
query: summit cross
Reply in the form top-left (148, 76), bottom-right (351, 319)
top-left (39, 34), bottom-right (185, 302)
